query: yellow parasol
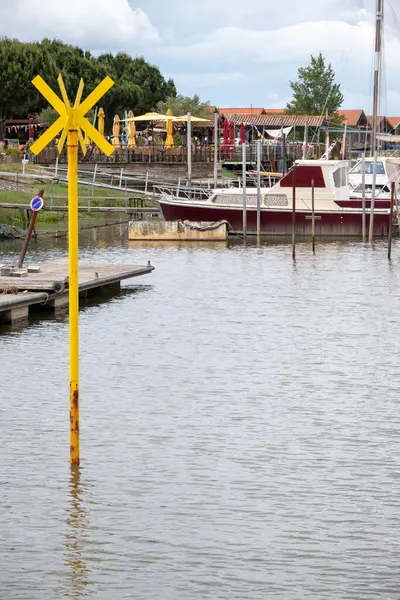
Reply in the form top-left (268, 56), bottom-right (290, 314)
top-left (112, 114), bottom-right (121, 148)
top-left (97, 107), bottom-right (105, 135)
top-left (127, 112), bottom-right (175, 122)
top-left (174, 115), bottom-right (211, 123)
top-left (127, 110), bottom-right (136, 148)
top-left (165, 108), bottom-right (174, 148)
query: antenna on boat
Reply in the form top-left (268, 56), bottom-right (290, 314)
top-left (369, 0), bottom-right (383, 242)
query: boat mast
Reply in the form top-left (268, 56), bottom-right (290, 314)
top-left (369, 0), bottom-right (383, 241)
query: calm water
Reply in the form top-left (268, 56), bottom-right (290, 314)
top-left (2, 230), bottom-right (400, 599)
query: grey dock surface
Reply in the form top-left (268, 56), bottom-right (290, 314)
top-left (0, 259), bottom-right (154, 324)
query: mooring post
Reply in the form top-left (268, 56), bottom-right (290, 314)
top-left (213, 109), bottom-right (218, 188)
top-left (369, 153), bottom-right (379, 242)
top-left (311, 179), bottom-right (316, 254)
top-left (388, 181), bottom-right (395, 260)
top-left (18, 188), bottom-right (44, 268)
top-left (256, 139), bottom-right (261, 240)
top-left (187, 112), bottom-right (192, 188)
top-left (361, 152), bottom-right (366, 241)
top-left (242, 142), bottom-right (247, 239)
top-left (292, 163), bottom-right (297, 260)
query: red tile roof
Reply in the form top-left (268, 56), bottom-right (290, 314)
top-left (218, 107), bottom-right (266, 116)
top-left (388, 117), bottom-right (400, 129)
top-left (262, 108), bottom-right (285, 114)
top-left (230, 114), bottom-right (325, 127)
top-left (338, 110), bottom-right (365, 127)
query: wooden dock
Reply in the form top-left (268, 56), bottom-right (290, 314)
top-left (0, 202), bottom-right (160, 215)
top-left (0, 259), bottom-right (154, 324)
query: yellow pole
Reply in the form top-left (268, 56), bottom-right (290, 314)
top-left (68, 128), bottom-right (80, 465)
top-left (28, 73), bottom-right (116, 464)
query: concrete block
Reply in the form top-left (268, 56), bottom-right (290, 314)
top-left (128, 220), bottom-right (228, 241)
top-left (0, 304), bottom-right (29, 324)
top-left (47, 295), bottom-right (69, 309)
top-left (10, 269), bottom-right (28, 277)
top-left (27, 266), bottom-right (41, 273)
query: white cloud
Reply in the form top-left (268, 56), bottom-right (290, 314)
top-left (0, 0), bottom-right (159, 48)
top-left (1, 0), bottom-right (400, 112)
top-left (164, 16), bottom-right (400, 111)
top-left (144, 0), bottom-right (365, 30)
top-left (165, 19), bottom-right (400, 68)
top-left (170, 72), bottom-right (247, 89)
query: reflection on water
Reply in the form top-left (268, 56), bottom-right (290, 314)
top-left (63, 466), bottom-right (91, 598)
top-left (2, 227), bottom-right (400, 599)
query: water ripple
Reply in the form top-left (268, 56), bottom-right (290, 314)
top-left (1, 234), bottom-right (400, 598)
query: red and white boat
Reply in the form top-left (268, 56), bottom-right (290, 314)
top-left (158, 159), bottom-right (399, 236)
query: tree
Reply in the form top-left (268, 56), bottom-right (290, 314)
top-left (157, 94), bottom-right (211, 119)
top-left (97, 53), bottom-right (176, 119)
top-left (0, 38), bottom-right (177, 138)
top-left (286, 53), bottom-right (343, 116)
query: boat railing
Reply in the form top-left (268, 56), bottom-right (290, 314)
top-left (156, 185), bottom-right (214, 203)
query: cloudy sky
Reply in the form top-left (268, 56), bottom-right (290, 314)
top-left (1, 0), bottom-right (400, 114)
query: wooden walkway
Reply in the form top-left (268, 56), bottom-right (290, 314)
top-left (0, 202), bottom-right (160, 215)
top-left (0, 259), bottom-right (154, 324)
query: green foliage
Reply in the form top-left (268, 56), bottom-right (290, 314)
top-left (0, 38), bottom-right (176, 128)
top-left (173, 131), bottom-right (183, 146)
top-left (38, 106), bottom-right (58, 125)
top-left (5, 148), bottom-right (21, 156)
top-left (157, 94), bottom-right (211, 119)
top-left (39, 106), bottom-right (94, 127)
top-left (286, 53), bottom-right (343, 116)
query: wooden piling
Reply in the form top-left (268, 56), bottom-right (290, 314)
top-left (242, 142), bottom-right (247, 238)
top-left (361, 152), bottom-right (366, 241)
top-left (388, 182), bottom-right (395, 260)
top-left (292, 164), bottom-right (296, 260)
top-left (213, 109), bottom-right (218, 188)
top-left (311, 179), bottom-right (316, 254)
top-left (187, 112), bottom-right (192, 187)
top-left (256, 140), bottom-right (261, 240)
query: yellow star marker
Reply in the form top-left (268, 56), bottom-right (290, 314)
top-left (30, 74), bottom-right (115, 465)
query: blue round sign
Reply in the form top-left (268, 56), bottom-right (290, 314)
top-left (30, 196), bottom-right (44, 212)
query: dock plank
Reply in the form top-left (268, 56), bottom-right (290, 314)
top-left (0, 259), bottom-right (154, 323)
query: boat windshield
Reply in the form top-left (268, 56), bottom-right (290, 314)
top-left (351, 161), bottom-right (385, 175)
top-left (352, 183), bottom-right (388, 195)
